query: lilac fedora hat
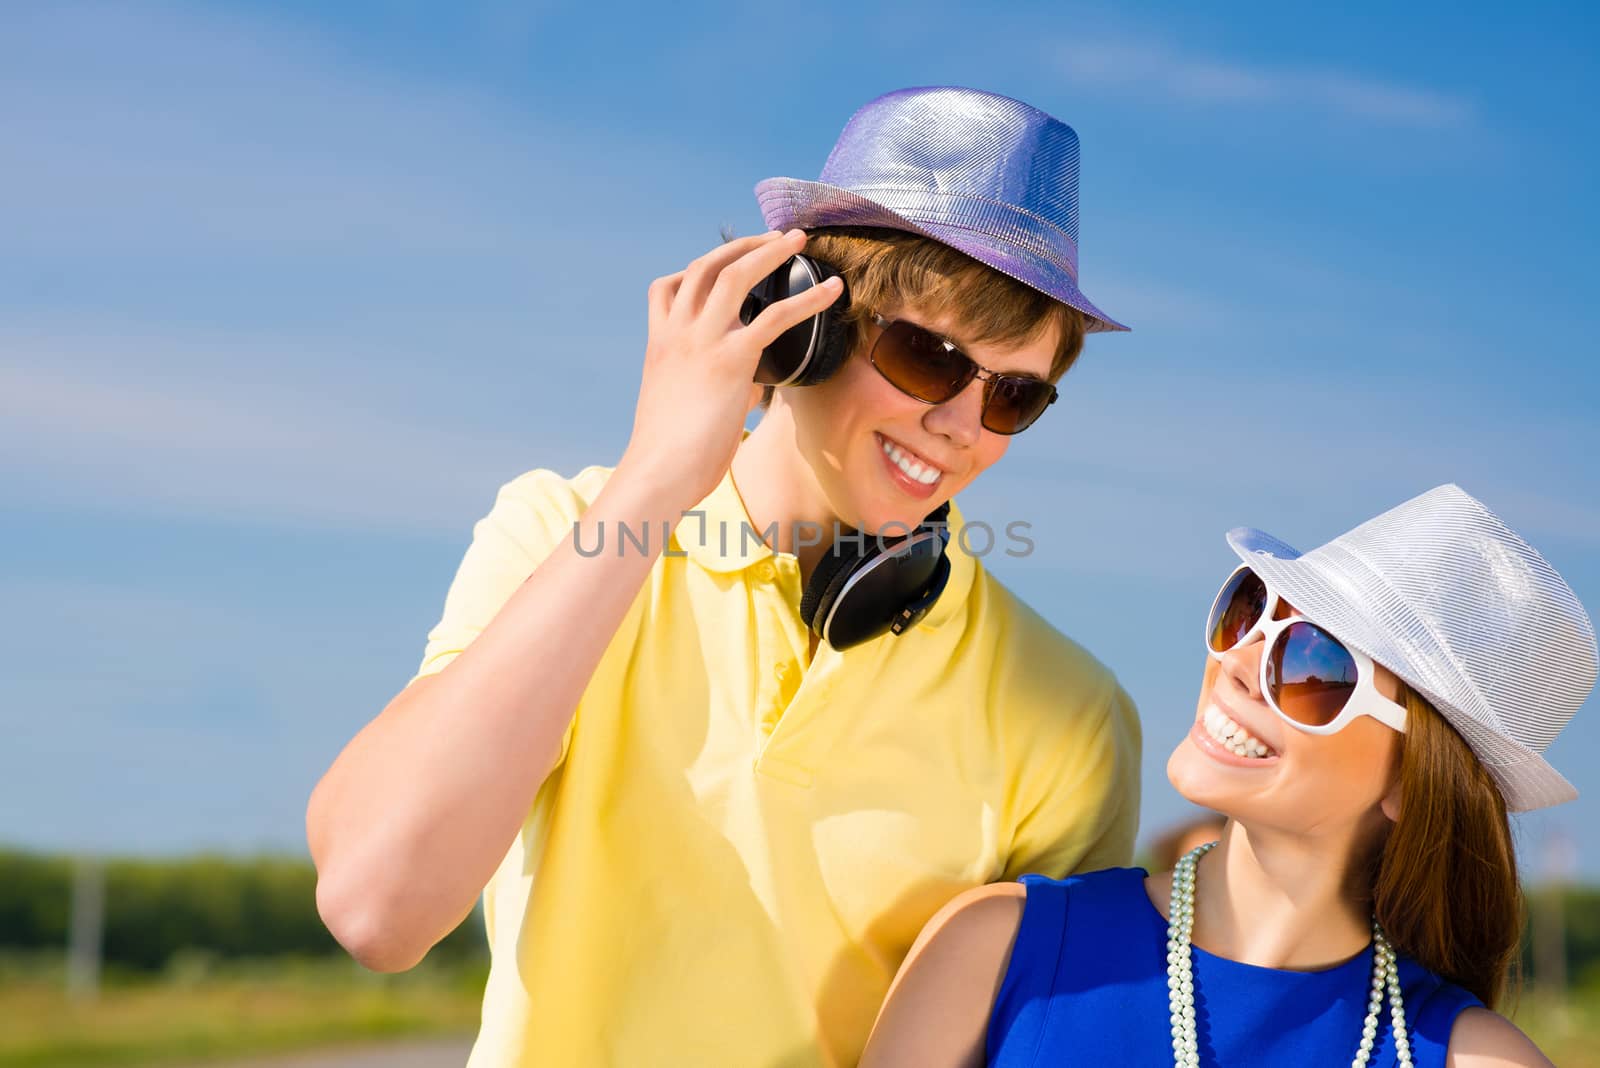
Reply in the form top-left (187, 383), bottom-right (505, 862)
top-left (756, 86), bottom-right (1127, 333)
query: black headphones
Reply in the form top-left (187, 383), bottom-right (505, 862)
top-left (742, 253), bottom-right (954, 650)
top-left (799, 502), bottom-right (953, 650)
top-left (740, 253), bottom-right (854, 388)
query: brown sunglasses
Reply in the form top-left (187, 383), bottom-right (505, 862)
top-left (866, 314), bottom-right (1058, 435)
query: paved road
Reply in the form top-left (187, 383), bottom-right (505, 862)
top-left (187, 1036), bottom-right (474, 1068)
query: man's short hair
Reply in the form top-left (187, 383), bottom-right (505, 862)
top-left (759, 226), bottom-right (1088, 409)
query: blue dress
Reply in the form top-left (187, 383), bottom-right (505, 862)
top-left (987, 868), bottom-right (1481, 1067)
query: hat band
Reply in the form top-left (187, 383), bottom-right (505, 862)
top-left (823, 183), bottom-right (1081, 280)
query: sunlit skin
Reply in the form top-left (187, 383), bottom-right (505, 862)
top-left (1168, 819), bottom-right (1228, 867)
top-left (732, 300), bottom-right (1060, 585)
top-left (1157, 594), bottom-right (1405, 968)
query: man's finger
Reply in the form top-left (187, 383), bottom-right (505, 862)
top-left (705, 228), bottom-right (814, 327)
top-left (648, 272), bottom-right (684, 335)
top-left (673, 231), bottom-right (788, 322)
top-left (740, 275), bottom-right (846, 351)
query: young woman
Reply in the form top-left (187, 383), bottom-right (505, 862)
top-left (861, 485), bottom-right (1595, 1067)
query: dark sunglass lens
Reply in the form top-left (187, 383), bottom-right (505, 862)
top-left (982, 376), bottom-right (1055, 434)
top-left (1207, 569), bottom-right (1267, 653)
top-left (1267, 621), bottom-right (1358, 726)
top-left (874, 321), bottom-right (973, 402)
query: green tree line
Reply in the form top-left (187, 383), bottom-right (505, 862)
top-left (1525, 883), bottom-right (1600, 988)
top-left (3, 848), bottom-right (1597, 987)
top-left (0, 849), bottom-right (484, 972)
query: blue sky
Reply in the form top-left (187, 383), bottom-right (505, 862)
top-left (4, 1), bottom-right (1598, 880)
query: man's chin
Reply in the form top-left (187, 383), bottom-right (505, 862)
top-left (860, 510), bottom-right (941, 539)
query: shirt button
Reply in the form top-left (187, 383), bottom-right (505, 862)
top-left (753, 560), bottom-right (776, 582)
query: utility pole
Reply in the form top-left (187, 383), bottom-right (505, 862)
top-left (1532, 826), bottom-right (1574, 1019)
top-left (66, 854), bottom-right (104, 1002)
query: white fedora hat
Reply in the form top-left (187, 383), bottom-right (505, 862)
top-left (1225, 484), bottom-right (1597, 812)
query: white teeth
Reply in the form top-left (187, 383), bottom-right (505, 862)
top-left (881, 437), bottom-right (941, 485)
top-left (1202, 705), bottom-right (1275, 759)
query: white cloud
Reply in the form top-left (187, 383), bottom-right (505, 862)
top-left (0, 330), bottom-right (597, 536)
top-left (957, 354), bottom-right (1600, 583)
top-left (1058, 38), bottom-right (1473, 128)
top-left (0, 1), bottom-right (692, 536)
top-left (0, 2), bottom-right (719, 261)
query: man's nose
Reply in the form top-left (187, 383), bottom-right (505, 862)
top-left (923, 378), bottom-right (984, 446)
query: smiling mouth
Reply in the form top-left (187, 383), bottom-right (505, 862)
top-left (878, 433), bottom-right (946, 486)
top-left (1201, 703), bottom-right (1278, 759)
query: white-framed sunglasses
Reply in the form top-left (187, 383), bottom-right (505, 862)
top-left (1205, 565), bottom-right (1408, 735)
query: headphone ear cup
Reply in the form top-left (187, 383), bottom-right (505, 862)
top-left (792, 262), bottom-right (852, 387)
top-left (800, 541), bottom-right (870, 635)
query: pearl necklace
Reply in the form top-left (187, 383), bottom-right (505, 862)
top-left (1167, 842), bottom-right (1411, 1067)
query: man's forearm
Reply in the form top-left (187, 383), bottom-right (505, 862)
top-left (306, 468), bottom-right (685, 970)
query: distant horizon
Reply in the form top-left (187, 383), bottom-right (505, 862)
top-left (2, 824), bottom-right (1589, 889)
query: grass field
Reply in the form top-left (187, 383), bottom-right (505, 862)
top-left (0, 957), bottom-right (483, 1068)
top-left (2, 959), bottom-right (1597, 1068)
top-left (1510, 988), bottom-right (1600, 1067)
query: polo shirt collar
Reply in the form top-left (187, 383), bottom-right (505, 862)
top-left (674, 468), bottom-right (977, 632)
top-left (922, 507), bottom-right (976, 630)
top-left (673, 466), bottom-right (775, 573)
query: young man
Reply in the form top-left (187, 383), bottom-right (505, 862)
top-left (307, 86), bottom-right (1141, 1067)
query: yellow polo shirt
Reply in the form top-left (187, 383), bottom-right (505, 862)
top-left (410, 462), bottom-right (1141, 1067)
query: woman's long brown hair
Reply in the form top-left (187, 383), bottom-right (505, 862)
top-left (1370, 685), bottom-right (1523, 1008)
